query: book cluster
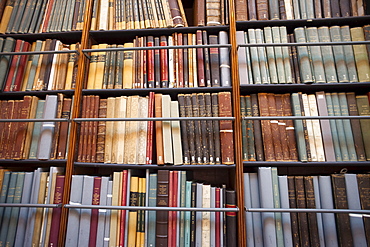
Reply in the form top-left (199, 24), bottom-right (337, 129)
top-left (0, 94), bottom-right (72, 160)
top-left (0, 38), bottom-right (79, 92)
top-left (0, 167), bottom-right (65, 247)
top-left (237, 25), bottom-right (370, 84)
top-left (66, 170), bottom-right (236, 247)
top-left (78, 91), bottom-right (234, 165)
top-left (0, 0), bottom-right (87, 33)
top-left (236, 0), bottom-right (368, 21)
top-left (240, 92), bottom-right (370, 162)
top-left (86, 30), bottom-right (231, 89)
top-left (244, 167), bottom-right (370, 246)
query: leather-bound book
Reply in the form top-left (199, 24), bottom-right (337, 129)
top-left (218, 92), bottom-right (234, 164)
top-left (96, 99), bottom-right (107, 163)
top-left (156, 170), bottom-right (169, 246)
top-left (211, 93), bottom-right (222, 164)
top-left (178, 94), bottom-right (190, 164)
top-left (235, 0), bottom-right (249, 21)
top-left (257, 0), bottom-right (269, 20)
top-left (258, 93), bottom-right (275, 161)
top-left (196, 30), bottom-right (206, 87)
top-left (194, 0), bottom-right (205, 26)
top-left (155, 93), bottom-right (164, 165)
top-left (209, 35), bottom-right (221, 87)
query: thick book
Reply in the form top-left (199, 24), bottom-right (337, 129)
top-left (218, 92), bottom-right (234, 164)
top-left (156, 170), bottom-right (169, 246)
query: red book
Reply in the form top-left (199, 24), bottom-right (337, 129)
top-left (160, 36), bottom-right (168, 88)
top-left (48, 175), bottom-right (65, 246)
top-left (41, 0), bottom-right (56, 32)
top-left (177, 33), bottom-right (184, 87)
top-left (12, 41), bottom-right (30, 91)
top-left (88, 177), bottom-right (102, 247)
top-left (168, 171), bottom-right (174, 246)
top-left (172, 171), bottom-right (178, 246)
top-left (3, 40), bottom-right (23, 92)
top-left (196, 30), bottom-right (205, 87)
top-left (147, 36), bottom-right (155, 88)
top-left (215, 188), bottom-right (221, 247)
top-left (146, 92), bottom-right (155, 164)
top-left (119, 170), bottom-right (128, 246)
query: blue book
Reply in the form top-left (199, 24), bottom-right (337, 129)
top-left (184, 181), bottom-right (192, 247)
top-left (0, 172), bottom-right (11, 224)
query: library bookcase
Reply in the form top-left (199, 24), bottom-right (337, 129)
top-left (0, 0), bottom-right (369, 246)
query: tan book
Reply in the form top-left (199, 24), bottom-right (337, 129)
top-left (123, 42), bottom-right (134, 89)
top-left (54, 45), bottom-right (70, 90)
top-left (65, 44), bottom-right (78, 90)
top-left (124, 95), bottom-right (140, 164)
top-left (350, 27), bottom-right (370, 82)
top-left (137, 96), bottom-right (148, 164)
top-left (0, 6), bottom-right (13, 33)
top-left (94, 43), bottom-right (108, 89)
top-left (202, 184), bottom-right (211, 246)
top-left (161, 0), bottom-right (174, 27)
top-left (86, 44), bottom-right (99, 89)
top-left (104, 97), bottom-right (115, 163)
top-left (109, 172), bottom-right (121, 247)
top-left (32, 41), bottom-right (47, 91)
top-left (127, 176), bottom-right (139, 246)
top-left (21, 96), bottom-right (38, 159)
top-left (302, 93), bottom-right (318, 161)
top-left (308, 94), bottom-right (325, 161)
top-left (113, 96), bottom-right (127, 164)
top-left (162, 94), bottom-right (173, 164)
top-left (155, 93), bottom-right (164, 165)
top-left (171, 100), bottom-right (183, 165)
top-left (108, 0), bottom-right (115, 30)
top-left (206, 0), bottom-right (221, 26)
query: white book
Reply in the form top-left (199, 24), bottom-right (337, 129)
top-left (125, 95), bottom-right (140, 164)
top-left (98, 0), bottom-right (109, 30)
top-left (202, 184), bottom-right (211, 247)
top-left (278, 175), bottom-right (293, 247)
top-left (308, 94), bottom-right (326, 161)
top-left (171, 101), bottom-right (183, 165)
top-left (302, 93), bottom-right (318, 161)
top-left (47, 40), bottom-right (61, 91)
top-left (162, 95), bottom-right (173, 164)
top-left (236, 31), bottom-right (249, 85)
top-left (250, 173), bottom-right (263, 246)
top-left (168, 36), bottom-right (175, 88)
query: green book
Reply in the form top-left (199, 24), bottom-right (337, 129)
top-left (306, 27), bottom-right (326, 83)
top-left (245, 95), bottom-right (256, 161)
top-left (279, 26), bottom-right (293, 84)
top-left (0, 37), bottom-right (15, 91)
top-left (318, 27), bottom-right (338, 83)
top-left (329, 26), bottom-right (350, 83)
top-left (340, 26), bottom-right (359, 82)
top-left (263, 27), bottom-right (278, 84)
top-left (184, 180), bottom-right (192, 247)
top-left (294, 28), bottom-right (314, 84)
top-left (271, 27), bottom-right (286, 84)
top-left (299, 0), bottom-right (308, 19)
top-left (338, 93), bottom-right (357, 161)
top-left (240, 96), bottom-right (249, 161)
top-left (271, 167), bottom-right (284, 247)
top-left (5, 0), bottom-right (20, 33)
top-left (255, 29), bottom-right (270, 84)
top-left (247, 29), bottom-right (262, 84)
top-left (28, 100), bottom-right (45, 159)
top-left (291, 93), bottom-right (308, 162)
top-left (25, 40), bottom-right (43, 91)
top-left (331, 93), bottom-right (350, 161)
top-left (350, 27), bottom-right (370, 82)
top-left (325, 93), bottom-right (343, 161)
top-left (18, 0), bottom-right (38, 33)
top-left (27, 0), bottom-right (45, 33)
top-left (9, 0), bottom-right (28, 33)
top-left (356, 95), bottom-right (370, 160)
top-left (147, 173), bottom-right (157, 247)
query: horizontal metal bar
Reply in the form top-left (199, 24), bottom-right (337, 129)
top-left (0, 203), bottom-right (62, 208)
top-left (0, 50), bottom-right (79, 55)
top-left (242, 116), bottom-right (370, 120)
top-left (238, 40), bottom-right (370, 48)
top-left (73, 117), bottom-right (235, 122)
top-left (246, 208), bottom-right (370, 214)
top-left (83, 44), bottom-right (231, 53)
top-left (64, 204), bottom-right (239, 212)
top-left (0, 118), bottom-right (69, 122)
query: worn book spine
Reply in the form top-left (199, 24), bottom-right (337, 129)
top-left (250, 94), bottom-right (264, 161)
top-left (356, 95), bottom-right (370, 160)
top-left (357, 174), bottom-right (370, 245)
top-left (340, 26), bottom-right (359, 82)
top-left (306, 27), bottom-right (326, 83)
top-left (304, 176), bottom-right (320, 246)
top-left (218, 92), bottom-right (234, 164)
top-left (274, 94), bottom-right (290, 161)
top-left (208, 35), bottom-right (221, 87)
top-left (198, 93), bottom-right (209, 164)
top-left (267, 93), bottom-right (283, 161)
top-left (350, 27), bottom-right (370, 82)
top-left (325, 93), bottom-right (343, 161)
top-left (295, 176), bottom-right (310, 246)
top-left (291, 93), bottom-right (308, 161)
top-left (258, 93), bottom-right (275, 161)
top-left (294, 28), bottom-right (314, 84)
top-left (191, 93), bottom-right (203, 164)
top-left (235, 0), bottom-right (248, 20)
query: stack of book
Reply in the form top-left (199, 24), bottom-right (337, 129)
top-left (244, 168), bottom-right (370, 246)
top-left (237, 25), bottom-right (370, 84)
top-left (65, 169), bottom-right (237, 247)
top-left (0, 38), bottom-right (79, 92)
top-left (86, 30), bottom-right (231, 89)
top-left (0, 94), bottom-right (72, 160)
top-left (77, 91), bottom-right (234, 165)
top-left (0, 167), bottom-right (65, 247)
top-left (0, 0), bottom-right (87, 33)
top-left (240, 92), bottom-right (370, 162)
top-left (91, 0), bottom-right (188, 30)
top-left (235, 0), bottom-right (368, 21)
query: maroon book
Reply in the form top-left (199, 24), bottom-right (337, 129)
top-left (48, 175), bottom-right (65, 246)
top-left (89, 177), bottom-right (102, 247)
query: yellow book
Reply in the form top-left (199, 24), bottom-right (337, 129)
top-left (108, 0), bottom-right (115, 30)
top-left (94, 43), bottom-right (108, 89)
top-left (127, 176), bottom-right (139, 247)
top-left (0, 6), bottom-right (13, 33)
top-left (350, 27), bottom-right (370, 82)
top-left (123, 42), bottom-right (134, 88)
top-left (65, 44), bottom-right (78, 90)
top-left (109, 172), bottom-right (121, 247)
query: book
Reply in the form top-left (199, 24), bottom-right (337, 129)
top-left (156, 170), bottom-right (169, 246)
top-left (218, 92), bottom-right (234, 164)
top-left (356, 95), bottom-right (370, 160)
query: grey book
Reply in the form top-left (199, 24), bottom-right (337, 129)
top-left (271, 167), bottom-right (284, 247)
top-left (325, 93), bottom-right (343, 161)
top-left (236, 31), bottom-right (249, 85)
top-left (294, 27), bottom-right (314, 83)
top-left (0, 37), bottom-right (15, 90)
top-left (340, 26), bottom-right (359, 82)
top-left (65, 175), bottom-right (84, 247)
top-left (271, 27), bottom-right (286, 84)
top-left (329, 26), bottom-right (350, 83)
top-left (37, 95), bottom-right (58, 160)
top-left (25, 40), bottom-right (43, 91)
top-left (306, 27), bottom-right (326, 83)
top-left (269, 0), bottom-right (280, 19)
top-left (244, 173), bottom-right (255, 247)
top-left (219, 31), bottom-right (231, 87)
top-left (249, 173), bottom-right (263, 246)
top-left (318, 27), bottom-right (338, 83)
top-left (78, 175), bottom-right (94, 246)
top-left (291, 93), bottom-right (308, 161)
top-left (344, 173), bottom-right (368, 247)
top-left (318, 176), bottom-right (339, 247)
top-left (306, 0), bottom-right (315, 18)
top-left (299, 0), bottom-right (307, 19)
top-left (277, 175), bottom-right (293, 247)
top-left (263, 27), bottom-right (278, 84)
top-left (247, 29), bottom-right (262, 84)
top-left (103, 180), bottom-right (113, 247)
top-left (279, 26), bottom-right (293, 83)
top-left (255, 29), bottom-right (270, 84)
top-left (96, 176), bottom-right (109, 247)
top-left (9, 0), bottom-right (28, 33)
top-left (312, 176), bottom-right (326, 246)
top-left (258, 167), bottom-right (277, 246)
top-left (28, 100), bottom-right (45, 159)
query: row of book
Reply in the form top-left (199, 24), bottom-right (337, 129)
top-left (77, 91), bottom-right (234, 165)
top-left (0, 94), bottom-right (72, 160)
top-left (0, 167), bottom-right (65, 247)
top-left (0, 0), bottom-right (87, 34)
top-left (244, 168), bottom-right (370, 246)
top-left (86, 30), bottom-right (231, 89)
top-left (91, 0), bottom-right (188, 30)
top-left (238, 25), bottom-right (370, 84)
top-left (193, 0), bottom-right (230, 26)
top-left (65, 170), bottom-right (237, 247)
top-left (236, 0), bottom-right (368, 21)
top-left (240, 92), bottom-right (370, 162)
top-left (0, 38), bottom-right (79, 92)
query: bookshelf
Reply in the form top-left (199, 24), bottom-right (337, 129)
top-left (0, 0), bottom-right (370, 246)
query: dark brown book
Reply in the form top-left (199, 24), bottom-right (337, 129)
top-left (208, 35), bottom-right (220, 87)
top-left (322, 0), bottom-right (331, 17)
top-left (247, 0), bottom-right (257, 20)
top-left (357, 174), bottom-right (370, 246)
top-left (251, 94), bottom-right (264, 161)
top-left (197, 93), bottom-right (209, 164)
top-left (183, 34), bottom-right (189, 87)
top-left (156, 170), bottom-right (169, 246)
top-left (155, 93), bottom-right (164, 165)
top-left (191, 93), bottom-right (203, 164)
top-left (0, 100), bottom-right (11, 159)
top-left (56, 98), bottom-right (72, 160)
top-left (42, 39), bottom-right (57, 90)
top-left (287, 176), bottom-right (300, 247)
top-left (339, 0), bottom-right (351, 16)
top-left (298, 92), bottom-right (312, 161)
top-left (258, 93), bottom-right (275, 161)
top-left (147, 36), bottom-right (155, 88)
top-left (267, 93), bottom-right (283, 161)
top-left (196, 30), bottom-right (206, 87)
top-left (257, 0), bottom-right (269, 20)
top-left (204, 93), bottom-right (215, 164)
top-left (183, 94), bottom-right (196, 164)
top-left (282, 93), bottom-right (298, 161)
top-left (96, 98), bottom-right (107, 163)
top-left (226, 190), bottom-right (237, 246)
top-left (202, 31), bottom-right (212, 87)
top-left (289, 34), bottom-right (301, 84)
top-left (331, 0), bottom-right (341, 17)
top-left (177, 94), bottom-right (190, 164)
top-left (193, 0), bottom-right (205, 26)
top-left (90, 96), bottom-right (99, 163)
top-left (279, 0), bottom-right (286, 19)
top-left (218, 92), bottom-right (234, 164)
top-left (235, 0), bottom-right (248, 21)
top-left (346, 92), bottom-right (366, 161)
top-left (211, 93), bottom-right (222, 164)
top-left (274, 94), bottom-right (290, 161)
top-left (331, 174), bottom-right (354, 246)
top-left (303, 176), bottom-right (320, 246)
top-left (168, 0), bottom-right (184, 27)
top-left (154, 37), bottom-right (161, 88)
top-left (77, 95), bottom-right (87, 162)
top-left (294, 176), bottom-right (310, 247)
top-left (160, 36), bottom-right (168, 88)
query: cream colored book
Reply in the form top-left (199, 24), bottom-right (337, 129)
top-left (104, 97), bottom-right (116, 163)
top-left (171, 100), bottom-right (183, 165)
top-left (114, 96), bottom-right (127, 164)
top-left (168, 36), bottom-right (175, 88)
top-left (125, 95), bottom-right (140, 164)
top-left (109, 172), bottom-right (121, 247)
top-left (108, 0), bottom-right (115, 30)
top-left (32, 172), bottom-right (48, 246)
top-left (302, 93), bottom-right (318, 161)
top-left (192, 34), bottom-right (198, 87)
top-left (55, 45), bottom-right (70, 90)
top-left (162, 95), bottom-right (173, 164)
top-left (47, 40), bottom-right (61, 91)
top-left (98, 0), bottom-right (109, 30)
top-left (137, 96), bottom-right (148, 164)
top-left (65, 44), bottom-right (77, 90)
top-left (123, 42), bottom-right (134, 89)
top-left (308, 94), bottom-right (326, 161)
top-left (202, 184), bottom-right (211, 247)
top-left (94, 43), bottom-right (108, 89)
